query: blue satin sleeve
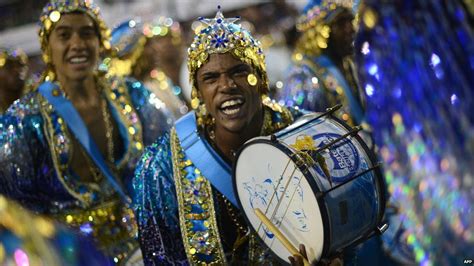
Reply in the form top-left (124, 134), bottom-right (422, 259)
top-left (132, 133), bottom-right (188, 265)
top-left (126, 78), bottom-right (175, 146)
top-left (278, 64), bottom-right (329, 112)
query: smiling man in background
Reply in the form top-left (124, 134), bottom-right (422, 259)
top-left (0, 0), bottom-right (173, 263)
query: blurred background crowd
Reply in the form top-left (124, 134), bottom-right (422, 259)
top-left (0, 0), bottom-right (302, 101)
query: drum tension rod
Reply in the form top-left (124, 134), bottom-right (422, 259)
top-left (275, 104), bottom-right (344, 139)
top-left (377, 223), bottom-right (389, 234)
top-left (313, 126), bottom-right (362, 154)
top-left (306, 104), bottom-right (343, 125)
top-left (351, 221), bottom-right (390, 248)
top-left (316, 163), bottom-right (382, 198)
top-left (325, 104), bottom-right (343, 115)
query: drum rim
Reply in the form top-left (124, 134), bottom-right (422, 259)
top-left (233, 137), bottom-right (331, 263)
top-left (279, 112), bottom-right (387, 229)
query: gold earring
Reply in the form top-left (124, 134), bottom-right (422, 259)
top-left (191, 98), bottom-right (200, 109)
top-left (42, 53), bottom-right (50, 64)
top-left (191, 87), bottom-right (200, 109)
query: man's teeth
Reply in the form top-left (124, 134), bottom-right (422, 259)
top-left (220, 99), bottom-right (243, 109)
top-left (222, 108), bottom-right (240, 115)
top-left (220, 99), bottom-right (243, 115)
top-left (69, 57), bottom-right (87, 64)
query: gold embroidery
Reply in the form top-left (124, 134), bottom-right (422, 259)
top-left (39, 93), bottom-right (93, 204)
top-left (170, 128), bottom-right (227, 265)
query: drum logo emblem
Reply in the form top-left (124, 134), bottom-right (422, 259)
top-left (313, 133), bottom-right (359, 182)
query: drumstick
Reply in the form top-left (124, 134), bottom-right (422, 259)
top-left (254, 208), bottom-right (311, 266)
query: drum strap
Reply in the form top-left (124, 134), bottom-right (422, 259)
top-left (174, 111), bottom-right (238, 207)
top-left (38, 81), bottom-right (130, 205)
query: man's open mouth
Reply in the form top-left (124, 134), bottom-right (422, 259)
top-left (219, 98), bottom-right (244, 116)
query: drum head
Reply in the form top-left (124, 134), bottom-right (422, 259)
top-left (234, 138), bottom-right (325, 263)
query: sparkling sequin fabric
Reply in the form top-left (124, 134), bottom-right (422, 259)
top-left (133, 106), bottom-right (302, 265)
top-left (0, 76), bottom-right (173, 262)
top-left (355, 1), bottom-right (474, 265)
top-left (0, 196), bottom-right (110, 265)
top-left (278, 55), bottom-right (365, 126)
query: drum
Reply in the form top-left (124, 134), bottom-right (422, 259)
top-left (233, 110), bottom-right (387, 264)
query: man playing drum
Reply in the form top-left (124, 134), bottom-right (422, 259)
top-left (133, 6), bottom-right (385, 265)
top-left (132, 7), bottom-right (311, 265)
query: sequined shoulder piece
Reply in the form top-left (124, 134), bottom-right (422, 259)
top-left (4, 92), bottom-right (42, 118)
top-left (121, 75), bottom-right (174, 143)
top-left (124, 76), bottom-right (169, 112)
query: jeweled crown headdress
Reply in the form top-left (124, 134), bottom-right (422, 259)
top-left (295, 0), bottom-right (353, 56)
top-left (38, 0), bottom-right (111, 80)
top-left (187, 6), bottom-right (269, 110)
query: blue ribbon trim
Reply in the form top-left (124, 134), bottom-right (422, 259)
top-left (175, 112), bottom-right (238, 207)
top-left (38, 81), bottom-right (130, 204)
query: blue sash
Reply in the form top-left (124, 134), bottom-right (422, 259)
top-left (175, 112), bottom-right (238, 207)
top-left (38, 81), bottom-right (130, 204)
top-left (316, 55), bottom-right (364, 124)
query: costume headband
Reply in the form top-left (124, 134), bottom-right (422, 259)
top-left (38, 0), bottom-right (111, 74)
top-left (187, 5), bottom-right (269, 108)
top-left (295, 0), bottom-right (353, 56)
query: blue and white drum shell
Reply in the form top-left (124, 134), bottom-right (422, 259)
top-left (233, 113), bottom-right (386, 264)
